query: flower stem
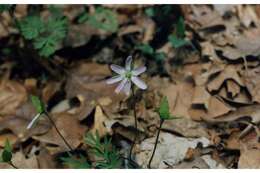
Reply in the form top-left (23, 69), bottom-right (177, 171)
top-left (148, 119), bottom-right (164, 169)
top-left (9, 161), bottom-right (18, 169)
top-left (44, 111), bottom-right (74, 152)
top-left (129, 87), bottom-right (138, 161)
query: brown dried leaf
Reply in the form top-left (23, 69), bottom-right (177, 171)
top-left (192, 86), bottom-right (211, 109)
top-left (0, 80), bottom-right (27, 116)
top-left (238, 148), bottom-right (260, 168)
top-left (33, 113), bottom-right (86, 152)
top-left (207, 96), bottom-right (234, 118)
top-left (207, 65), bottom-right (244, 92)
top-left (226, 80), bottom-right (240, 98)
top-left (89, 105), bottom-right (113, 138)
top-left (243, 66), bottom-right (260, 103)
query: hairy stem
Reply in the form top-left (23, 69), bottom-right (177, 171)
top-left (129, 87), bottom-right (138, 161)
top-left (148, 119), bottom-right (164, 169)
top-left (9, 161), bottom-right (18, 169)
top-left (44, 112), bottom-right (74, 152)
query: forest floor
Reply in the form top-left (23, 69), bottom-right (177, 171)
top-left (0, 4), bottom-right (260, 169)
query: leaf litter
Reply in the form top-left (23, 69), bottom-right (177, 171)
top-left (0, 4), bottom-right (260, 169)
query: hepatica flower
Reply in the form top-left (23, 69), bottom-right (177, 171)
top-left (106, 56), bottom-right (147, 95)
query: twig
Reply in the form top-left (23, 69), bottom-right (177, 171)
top-left (129, 87), bottom-right (138, 161)
top-left (9, 161), bottom-right (18, 169)
top-left (148, 119), bottom-right (164, 169)
top-left (44, 111), bottom-right (74, 152)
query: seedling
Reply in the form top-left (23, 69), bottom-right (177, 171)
top-left (0, 139), bottom-right (17, 169)
top-left (168, 17), bottom-right (191, 49)
top-left (84, 131), bottom-right (122, 168)
top-left (28, 95), bottom-right (73, 151)
top-left (148, 96), bottom-right (180, 168)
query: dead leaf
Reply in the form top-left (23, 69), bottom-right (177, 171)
top-left (135, 132), bottom-right (210, 168)
top-left (89, 105), bottom-right (113, 138)
top-left (243, 66), bottom-right (260, 103)
top-left (192, 86), bottom-right (211, 109)
top-left (65, 62), bottom-right (125, 121)
top-left (33, 113), bottom-right (86, 153)
top-left (237, 5), bottom-right (259, 28)
top-left (207, 96), bottom-right (234, 118)
top-left (0, 151), bottom-right (38, 169)
top-left (0, 133), bottom-right (17, 147)
top-left (0, 80), bottom-right (27, 116)
top-left (207, 65), bottom-right (244, 92)
top-left (238, 148), bottom-right (260, 168)
top-left (226, 80), bottom-right (240, 98)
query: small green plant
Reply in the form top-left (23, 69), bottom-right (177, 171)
top-left (18, 6), bottom-right (68, 58)
top-left (0, 4), bottom-right (12, 13)
top-left (28, 95), bottom-right (73, 151)
top-left (136, 43), bottom-right (166, 62)
top-left (62, 154), bottom-right (91, 169)
top-left (148, 96), bottom-right (180, 168)
top-left (0, 139), bottom-right (17, 168)
top-left (78, 7), bottom-right (118, 33)
top-left (168, 17), bottom-right (191, 49)
top-left (84, 131), bottom-right (122, 169)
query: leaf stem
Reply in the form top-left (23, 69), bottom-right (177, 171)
top-left (129, 87), bottom-right (138, 161)
top-left (148, 119), bottom-right (164, 169)
top-left (44, 111), bottom-right (74, 152)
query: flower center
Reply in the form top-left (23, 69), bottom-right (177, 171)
top-left (124, 71), bottom-right (132, 79)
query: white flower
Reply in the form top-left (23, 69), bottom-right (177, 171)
top-left (106, 55), bottom-right (147, 95)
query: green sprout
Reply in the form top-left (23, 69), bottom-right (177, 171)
top-left (61, 154), bottom-right (91, 169)
top-left (168, 17), bottom-right (191, 49)
top-left (148, 96), bottom-right (180, 168)
top-left (84, 131), bottom-right (122, 169)
top-left (0, 139), bottom-right (17, 168)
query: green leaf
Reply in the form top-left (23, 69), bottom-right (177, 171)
top-left (34, 16), bottom-right (68, 57)
top-left (19, 16), bottom-right (44, 40)
top-left (158, 96), bottom-right (170, 120)
top-left (158, 96), bottom-right (181, 120)
top-left (4, 139), bottom-right (12, 152)
top-left (84, 131), bottom-right (122, 168)
top-left (48, 5), bottom-right (63, 19)
top-left (62, 155), bottom-right (91, 169)
top-left (136, 44), bottom-right (154, 55)
top-left (168, 35), bottom-right (190, 49)
top-left (176, 17), bottom-right (185, 38)
top-left (154, 52), bottom-right (166, 61)
top-left (87, 7), bottom-right (118, 33)
top-left (145, 7), bottom-right (155, 17)
top-left (1, 139), bottom-right (12, 162)
top-left (77, 12), bottom-right (89, 24)
top-left (30, 95), bottom-right (45, 113)
top-left (19, 12), bottom-right (68, 58)
top-left (2, 150), bottom-right (12, 162)
top-left (0, 5), bottom-right (12, 13)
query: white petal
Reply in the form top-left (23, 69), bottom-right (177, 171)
top-left (106, 75), bottom-right (123, 84)
top-left (27, 113), bottom-right (42, 129)
top-left (123, 80), bottom-right (131, 96)
top-left (125, 55), bottom-right (132, 71)
top-left (132, 66), bottom-right (147, 76)
top-left (115, 78), bottom-right (128, 94)
top-left (110, 64), bottom-right (125, 74)
top-left (131, 76), bottom-right (147, 90)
